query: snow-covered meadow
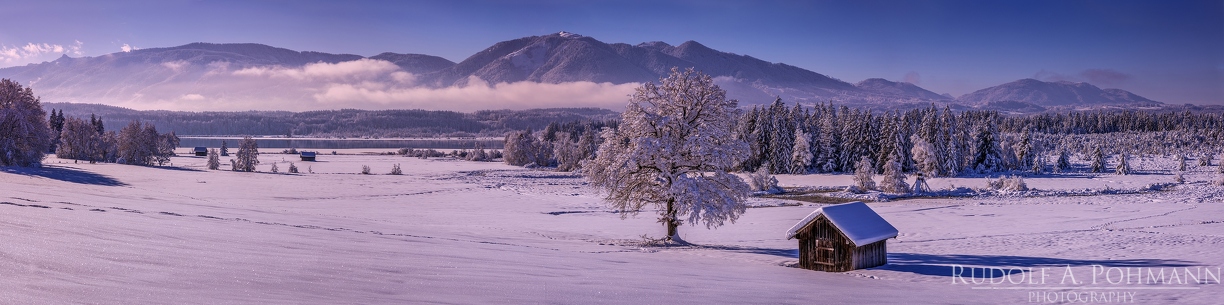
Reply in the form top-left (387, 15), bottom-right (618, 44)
top-left (2, 150), bottom-right (1222, 304)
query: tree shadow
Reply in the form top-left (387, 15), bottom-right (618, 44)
top-left (1, 165), bottom-right (127, 186)
top-left (147, 165), bottom-right (204, 172)
top-left (689, 243), bottom-right (799, 258)
top-left (877, 253), bottom-right (1201, 277)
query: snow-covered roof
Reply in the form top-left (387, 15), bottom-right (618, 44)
top-left (785, 201), bottom-right (898, 246)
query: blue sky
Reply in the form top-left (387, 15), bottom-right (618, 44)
top-left (1, 0), bottom-right (1221, 104)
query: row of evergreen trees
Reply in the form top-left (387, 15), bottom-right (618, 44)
top-left (735, 99), bottom-right (1223, 177)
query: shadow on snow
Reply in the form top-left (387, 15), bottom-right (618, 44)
top-left (1, 165), bottom-right (128, 186)
top-left (876, 252), bottom-right (1201, 277)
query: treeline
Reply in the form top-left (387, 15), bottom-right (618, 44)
top-left (505, 99), bottom-right (1224, 177)
top-left (47, 103), bottom-right (619, 137)
top-left (735, 100), bottom-right (1223, 176)
top-left (49, 110), bottom-right (180, 166)
top-left (502, 120), bottom-right (613, 171)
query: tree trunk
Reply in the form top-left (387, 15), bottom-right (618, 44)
top-left (665, 198), bottom-right (679, 241)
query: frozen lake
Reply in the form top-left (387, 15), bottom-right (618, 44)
top-left (178, 137), bottom-right (504, 150)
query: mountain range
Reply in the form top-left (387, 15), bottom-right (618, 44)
top-left (0, 32), bottom-right (1160, 112)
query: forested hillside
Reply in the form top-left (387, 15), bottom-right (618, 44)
top-left (45, 103), bottom-right (618, 137)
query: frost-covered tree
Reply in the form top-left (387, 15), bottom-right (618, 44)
top-left (0, 79), bottom-right (52, 167)
top-left (234, 136), bottom-right (259, 172)
top-left (818, 107), bottom-right (841, 172)
top-left (47, 109), bottom-right (64, 153)
top-left (502, 129), bottom-right (538, 166)
top-left (1090, 146), bottom-right (1106, 173)
top-left (1032, 152), bottom-right (1047, 174)
top-left (270, 163), bottom-right (279, 173)
top-left (1013, 130), bottom-right (1034, 169)
top-left (766, 98), bottom-right (793, 174)
top-left (971, 123), bottom-right (1002, 173)
top-left (879, 153), bottom-right (910, 194)
top-left (1176, 153), bottom-right (1187, 172)
top-left (56, 117), bottom-right (102, 162)
top-left (853, 156), bottom-right (877, 191)
top-left (1115, 153), bottom-right (1130, 175)
top-left (154, 130), bottom-right (179, 166)
top-left (389, 163), bottom-right (402, 175)
top-left (1056, 150), bottom-right (1072, 173)
top-left (584, 68), bottom-right (751, 242)
top-left (288, 162), bottom-right (299, 173)
top-left (1202, 152), bottom-right (1215, 167)
top-left (910, 134), bottom-right (939, 177)
top-left (553, 132), bottom-right (587, 172)
top-left (790, 128), bottom-right (812, 174)
top-left (206, 148), bottom-right (220, 170)
top-left (220, 140), bottom-right (229, 156)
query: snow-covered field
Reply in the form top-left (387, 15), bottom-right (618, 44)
top-left (2, 151), bottom-right (1222, 304)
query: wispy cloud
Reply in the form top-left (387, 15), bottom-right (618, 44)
top-left (83, 59), bottom-right (638, 112)
top-left (233, 59), bottom-right (399, 81)
top-left (312, 76), bottom-right (638, 111)
top-left (0, 41), bottom-right (83, 65)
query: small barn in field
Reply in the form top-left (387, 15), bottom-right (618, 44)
top-left (786, 201), bottom-right (898, 272)
top-left (193, 147), bottom-right (208, 156)
top-left (300, 151), bottom-right (317, 161)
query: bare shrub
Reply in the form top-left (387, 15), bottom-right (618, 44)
top-left (361, 165), bottom-right (371, 175)
top-left (389, 163), bottom-right (402, 175)
top-left (288, 162), bottom-right (299, 173)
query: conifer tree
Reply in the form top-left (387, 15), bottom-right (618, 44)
top-left (1056, 150), bottom-right (1072, 172)
top-left (971, 123), bottom-right (1002, 173)
top-left (1014, 130), bottom-right (1034, 169)
top-left (234, 136), bottom-right (259, 172)
top-left (1090, 146), bottom-right (1106, 173)
top-left (790, 128), bottom-right (813, 174)
top-left (1115, 153), bottom-right (1130, 175)
top-left (207, 148), bottom-right (220, 170)
top-left (818, 106), bottom-right (841, 172)
top-left (768, 98), bottom-right (793, 174)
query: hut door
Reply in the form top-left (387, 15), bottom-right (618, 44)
top-left (815, 238), bottom-right (836, 268)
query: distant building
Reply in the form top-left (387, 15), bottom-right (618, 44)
top-left (193, 147), bottom-right (208, 156)
top-left (786, 201), bottom-right (898, 272)
top-left (300, 151), bottom-right (317, 161)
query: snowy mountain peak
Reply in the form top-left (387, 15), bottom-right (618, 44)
top-left (957, 78), bottom-right (1158, 106)
top-left (636, 41), bottom-right (672, 49)
top-left (557, 31), bottom-right (584, 38)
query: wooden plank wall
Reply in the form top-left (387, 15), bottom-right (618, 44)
top-left (797, 215), bottom-right (889, 272)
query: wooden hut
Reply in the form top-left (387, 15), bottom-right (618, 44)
top-left (300, 151), bottom-right (317, 161)
top-left (193, 147), bottom-right (208, 156)
top-left (786, 201), bottom-right (898, 272)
